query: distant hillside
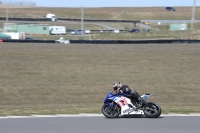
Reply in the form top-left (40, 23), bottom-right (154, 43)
top-left (0, 4), bottom-right (36, 8)
top-left (0, 6), bottom-right (199, 20)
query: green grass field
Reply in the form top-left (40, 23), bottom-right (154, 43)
top-left (0, 43), bottom-right (200, 116)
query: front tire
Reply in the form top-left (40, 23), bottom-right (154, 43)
top-left (101, 104), bottom-right (120, 118)
top-left (143, 102), bottom-right (161, 118)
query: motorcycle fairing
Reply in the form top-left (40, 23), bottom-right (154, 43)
top-left (140, 94), bottom-right (153, 101)
top-left (113, 96), bottom-right (143, 115)
top-left (104, 92), bottom-right (143, 115)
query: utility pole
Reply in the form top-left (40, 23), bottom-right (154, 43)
top-left (191, 0), bottom-right (196, 30)
top-left (6, 1), bottom-right (9, 23)
top-left (81, 5), bottom-right (84, 35)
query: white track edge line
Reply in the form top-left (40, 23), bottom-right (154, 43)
top-left (1, 113), bottom-right (200, 119)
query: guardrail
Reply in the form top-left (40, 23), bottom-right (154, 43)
top-left (66, 30), bottom-right (130, 32)
top-left (2, 39), bottom-right (55, 43)
top-left (58, 18), bottom-right (141, 23)
top-left (0, 17), bottom-right (52, 21)
top-left (2, 39), bottom-right (200, 44)
top-left (69, 39), bottom-right (200, 44)
top-left (0, 17), bottom-right (141, 23)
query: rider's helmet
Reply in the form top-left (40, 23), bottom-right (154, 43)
top-left (113, 82), bottom-right (122, 91)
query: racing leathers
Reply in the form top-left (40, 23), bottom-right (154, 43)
top-left (117, 85), bottom-right (146, 108)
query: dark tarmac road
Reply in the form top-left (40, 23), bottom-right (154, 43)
top-left (0, 115), bottom-right (200, 133)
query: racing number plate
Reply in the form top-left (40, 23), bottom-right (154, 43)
top-left (116, 97), bottom-right (128, 108)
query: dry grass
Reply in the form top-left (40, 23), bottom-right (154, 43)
top-left (0, 43), bottom-right (200, 116)
top-left (0, 21), bottom-right (104, 30)
top-left (1, 20), bottom-right (200, 40)
top-left (26, 31), bottom-right (200, 40)
top-left (0, 6), bottom-right (200, 20)
top-left (0, 4), bottom-right (36, 8)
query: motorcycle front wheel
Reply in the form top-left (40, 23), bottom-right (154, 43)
top-left (101, 104), bottom-right (120, 118)
top-left (143, 102), bottom-right (161, 118)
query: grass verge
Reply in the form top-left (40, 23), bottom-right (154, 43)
top-left (0, 43), bottom-right (200, 116)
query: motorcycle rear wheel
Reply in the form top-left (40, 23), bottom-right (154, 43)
top-left (143, 102), bottom-right (161, 118)
top-left (101, 104), bottom-right (120, 118)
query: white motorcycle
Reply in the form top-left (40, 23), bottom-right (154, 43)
top-left (101, 91), bottom-right (161, 118)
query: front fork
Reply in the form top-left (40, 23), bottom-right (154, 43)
top-left (109, 101), bottom-right (118, 110)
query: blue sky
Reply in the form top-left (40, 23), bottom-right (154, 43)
top-left (2, 0), bottom-right (199, 7)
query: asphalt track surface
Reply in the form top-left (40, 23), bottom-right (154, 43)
top-left (0, 115), bottom-right (200, 133)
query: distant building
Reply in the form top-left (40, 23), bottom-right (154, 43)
top-left (4, 23), bottom-right (50, 35)
top-left (169, 24), bottom-right (187, 31)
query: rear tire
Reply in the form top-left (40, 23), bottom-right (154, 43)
top-left (101, 104), bottom-right (120, 118)
top-left (143, 102), bottom-right (161, 118)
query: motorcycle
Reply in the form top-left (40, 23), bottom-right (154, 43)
top-left (101, 91), bottom-right (161, 118)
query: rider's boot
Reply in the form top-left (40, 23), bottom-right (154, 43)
top-left (130, 90), bottom-right (146, 109)
top-left (138, 97), bottom-right (147, 107)
top-left (138, 97), bottom-right (144, 103)
top-left (128, 104), bottom-right (139, 111)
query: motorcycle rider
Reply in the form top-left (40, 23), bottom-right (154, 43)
top-left (113, 82), bottom-right (146, 109)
